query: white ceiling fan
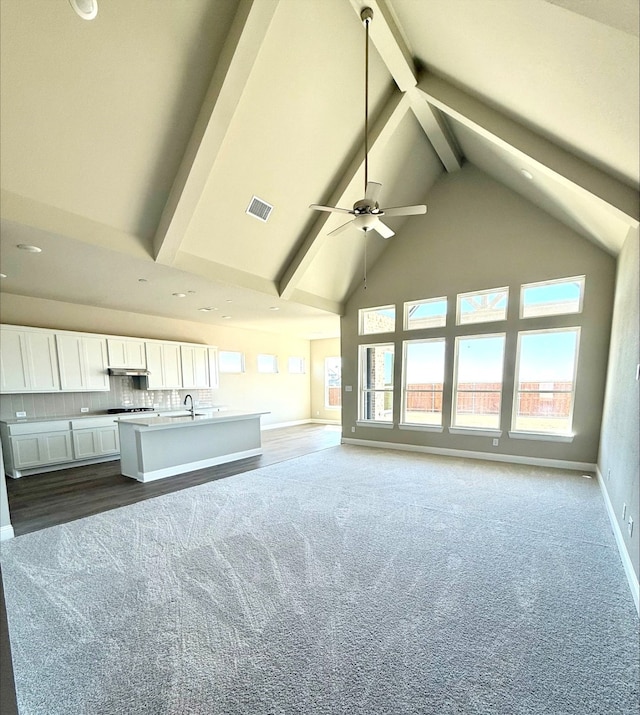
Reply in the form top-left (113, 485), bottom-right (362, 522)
top-left (309, 7), bottom-right (426, 240)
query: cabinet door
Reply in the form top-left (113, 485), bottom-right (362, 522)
top-left (0, 328), bottom-right (30, 392)
top-left (72, 429), bottom-right (100, 459)
top-left (12, 432), bottom-right (72, 467)
top-left (107, 339), bottom-right (146, 369)
top-left (26, 332), bottom-right (60, 391)
top-left (57, 335), bottom-right (85, 390)
top-left (82, 337), bottom-right (109, 390)
top-left (97, 425), bottom-right (119, 454)
top-left (40, 432), bottom-right (73, 463)
top-left (207, 347), bottom-right (219, 388)
top-left (181, 346), bottom-right (209, 388)
top-left (144, 343), bottom-right (164, 389)
top-left (11, 435), bottom-right (43, 467)
top-left (162, 343), bottom-right (182, 388)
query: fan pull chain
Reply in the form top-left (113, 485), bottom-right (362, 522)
top-left (363, 232), bottom-right (367, 290)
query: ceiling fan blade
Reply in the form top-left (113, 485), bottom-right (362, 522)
top-left (381, 205), bottom-right (427, 217)
top-left (328, 219), bottom-right (355, 236)
top-left (365, 182), bottom-right (382, 203)
top-left (309, 204), bottom-right (353, 215)
top-left (372, 220), bottom-right (395, 239)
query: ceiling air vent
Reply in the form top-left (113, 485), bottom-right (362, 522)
top-left (246, 196), bottom-right (273, 222)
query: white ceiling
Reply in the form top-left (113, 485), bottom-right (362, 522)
top-left (1, 0), bottom-right (638, 339)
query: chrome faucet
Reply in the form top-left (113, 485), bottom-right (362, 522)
top-left (183, 394), bottom-right (195, 416)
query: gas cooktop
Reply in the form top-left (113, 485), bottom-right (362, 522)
top-left (107, 407), bottom-right (156, 414)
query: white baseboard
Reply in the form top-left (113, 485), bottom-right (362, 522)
top-left (596, 466), bottom-right (639, 614)
top-left (261, 419), bottom-right (311, 431)
top-left (341, 437), bottom-right (597, 472)
top-left (0, 524), bottom-right (15, 541)
top-left (309, 419), bottom-right (341, 425)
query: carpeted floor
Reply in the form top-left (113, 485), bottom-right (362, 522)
top-left (1, 445), bottom-right (638, 714)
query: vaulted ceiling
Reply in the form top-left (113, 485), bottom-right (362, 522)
top-left (1, 0), bottom-right (638, 338)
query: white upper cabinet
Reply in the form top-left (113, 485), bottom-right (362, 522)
top-left (106, 338), bottom-right (147, 369)
top-left (208, 347), bottom-right (219, 388)
top-left (0, 327), bottom-right (61, 393)
top-left (145, 342), bottom-right (182, 389)
top-left (181, 345), bottom-right (210, 389)
top-left (56, 334), bottom-right (110, 391)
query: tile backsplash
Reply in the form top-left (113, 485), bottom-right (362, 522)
top-left (0, 376), bottom-right (216, 420)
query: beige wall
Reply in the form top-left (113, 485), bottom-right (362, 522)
top-left (598, 229), bottom-right (639, 581)
top-left (310, 338), bottom-right (341, 423)
top-left (341, 164), bottom-right (616, 465)
top-left (0, 294), bottom-right (313, 427)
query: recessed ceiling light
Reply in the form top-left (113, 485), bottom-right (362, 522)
top-left (172, 292), bottom-right (187, 298)
top-left (520, 169), bottom-right (534, 180)
top-left (198, 307), bottom-right (215, 312)
top-left (17, 244), bottom-right (42, 253)
top-left (0, 273), bottom-right (7, 279)
top-left (187, 290), bottom-right (196, 295)
top-left (268, 306), bottom-right (280, 311)
top-left (222, 315), bottom-right (232, 320)
top-left (225, 299), bottom-right (233, 303)
top-left (138, 278), bottom-right (148, 283)
top-left (69, 0), bottom-right (98, 20)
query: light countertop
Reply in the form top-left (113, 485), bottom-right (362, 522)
top-left (117, 410), bottom-right (269, 431)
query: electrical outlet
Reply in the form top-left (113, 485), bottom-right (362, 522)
top-left (16, 411), bottom-right (26, 418)
top-left (351, 426), bottom-right (356, 433)
top-left (492, 438), bottom-right (499, 447)
top-left (80, 407), bottom-right (89, 413)
top-left (622, 503), bottom-right (627, 520)
top-left (628, 517), bottom-right (634, 538)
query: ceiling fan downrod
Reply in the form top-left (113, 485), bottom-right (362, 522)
top-left (361, 7), bottom-right (373, 195)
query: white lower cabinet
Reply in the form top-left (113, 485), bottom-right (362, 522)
top-left (12, 432), bottom-right (73, 468)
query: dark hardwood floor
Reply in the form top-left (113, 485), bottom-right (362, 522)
top-left (6, 423), bottom-right (342, 537)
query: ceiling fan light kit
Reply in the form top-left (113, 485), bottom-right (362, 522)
top-left (309, 7), bottom-right (426, 240)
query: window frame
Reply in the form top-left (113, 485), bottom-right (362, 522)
top-left (400, 338), bottom-right (446, 430)
top-left (510, 327), bottom-right (581, 439)
top-left (451, 332), bottom-right (506, 432)
top-left (287, 356), bottom-right (305, 374)
top-left (324, 356), bottom-right (342, 410)
top-left (520, 275), bottom-right (585, 319)
top-left (357, 342), bottom-right (395, 427)
top-left (456, 286), bottom-right (509, 326)
top-left (358, 305), bottom-right (396, 336)
top-left (403, 297), bottom-right (448, 331)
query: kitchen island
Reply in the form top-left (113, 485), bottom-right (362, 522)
top-left (117, 410), bottom-right (269, 482)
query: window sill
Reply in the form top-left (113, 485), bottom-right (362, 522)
top-left (448, 427), bottom-right (502, 437)
top-left (509, 431), bottom-right (574, 443)
top-left (356, 420), bottom-right (394, 429)
top-left (399, 424), bottom-right (444, 433)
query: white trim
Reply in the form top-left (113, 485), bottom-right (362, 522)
top-left (356, 420), bottom-right (394, 429)
top-left (0, 524), bottom-right (15, 541)
top-left (399, 424), bottom-right (444, 433)
top-left (448, 427), bottom-right (502, 437)
top-left (341, 437), bottom-right (596, 472)
top-left (596, 466), bottom-right (639, 614)
top-left (509, 431), bottom-right (574, 443)
top-left (125, 448), bottom-right (263, 483)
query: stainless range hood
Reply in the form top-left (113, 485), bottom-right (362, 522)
top-left (108, 368), bottom-right (151, 377)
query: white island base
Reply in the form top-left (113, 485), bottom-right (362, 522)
top-left (118, 411), bottom-right (268, 482)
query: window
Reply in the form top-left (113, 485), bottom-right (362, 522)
top-left (401, 339), bottom-right (446, 426)
top-left (359, 343), bottom-right (394, 423)
top-left (521, 276), bottom-right (585, 318)
top-left (325, 357), bottom-right (342, 409)
top-left (457, 287), bottom-right (508, 325)
top-left (453, 334), bottom-right (505, 429)
top-left (359, 305), bottom-right (396, 335)
top-left (218, 351), bottom-right (244, 373)
top-left (404, 297), bottom-right (447, 330)
top-left (257, 354), bottom-right (278, 373)
top-left (512, 328), bottom-right (580, 435)
top-left (288, 357), bottom-right (305, 374)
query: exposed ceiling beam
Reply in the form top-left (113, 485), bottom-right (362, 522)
top-left (408, 94), bottom-right (462, 172)
top-left (418, 73), bottom-right (640, 225)
top-left (349, 0), bottom-right (416, 92)
top-left (153, 0), bottom-right (279, 266)
top-left (278, 91), bottom-right (410, 300)
top-left (349, 0), bottom-right (461, 173)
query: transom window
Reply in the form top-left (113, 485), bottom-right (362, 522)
top-left (325, 357), bottom-right (342, 409)
top-left (512, 328), bottom-right (580, 435)
top-left (401, 339), bottom-right (446, 426)
top-left (359, 343), bottom-right (394, 423)
top-left (456, 287), bottom-right (509, 325)
top-left (218, 351), bottom-right (244, 373)
top-left (520, 276), bottom-right (585, 318)
top-left (359, 305), bottom-right (396, 335)
top-left (288, 357), bottom-right (305, 374)
top-left (257, 354), bottom-right (278, 373)
top-left (404, 297), bottom-right (447, 330)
